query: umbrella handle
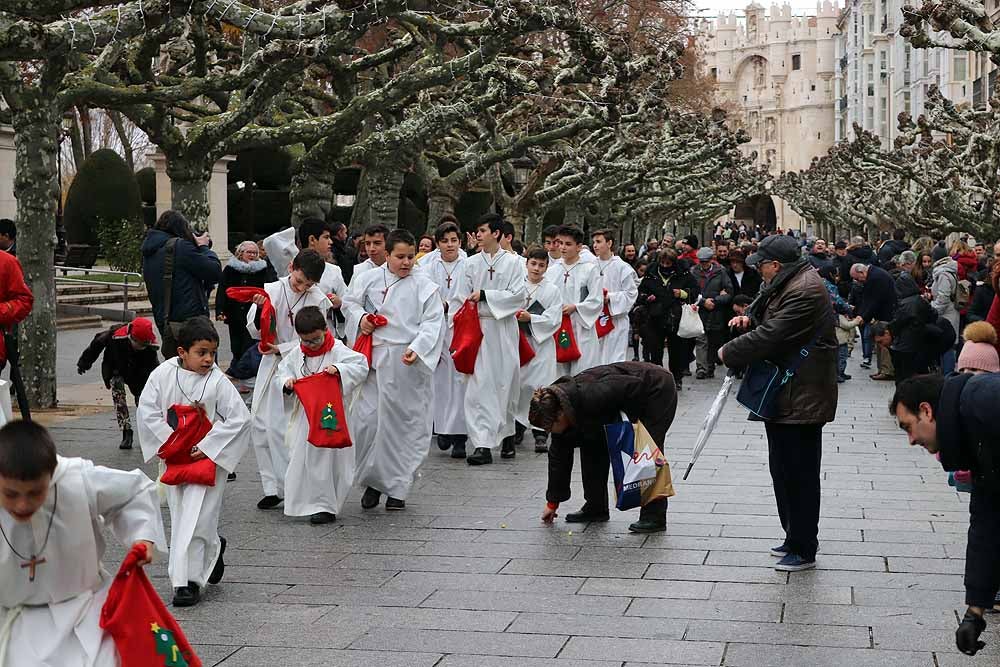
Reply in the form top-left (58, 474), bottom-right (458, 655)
top-left (682, 461), bottom-right (695, 481)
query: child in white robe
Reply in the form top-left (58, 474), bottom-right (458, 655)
top-left (545, 225), bottom-right (603, 377)
top-left (415, 221), bottom-right (470, 458)
top-left (353, 224), bottom-right (389, 277)
top-left (0, 420), bottom-right (167, 666)
top-left (137, 317), bottom-right (249, 607)
top-left (591, 230), bottom-right (639, 365)
top-left (343, 230), bottom-right (444, 510)
top-left (246, 249), bottom-right (333, 510)
top-left (278, 307), bottom-right (369, 524)
top-left (514, 249), bottom-right (563, 453)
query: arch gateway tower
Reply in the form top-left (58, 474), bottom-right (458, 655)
top-left (698, 2), bottom-right (840, 233)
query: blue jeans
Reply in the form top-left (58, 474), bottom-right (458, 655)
top-left (837, 344), bottom-right (849, 379)
top-left (941, 348), bottom-right (956, 376)
top-left (860, 324), bottom-right (873, 362)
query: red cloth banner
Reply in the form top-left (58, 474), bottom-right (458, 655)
top-left (292, 372), bottom-right (353, 448)
top-left (450, 300), bottom-right (484, 374)
top-left (553, 314), bottom-right (581, 363)
top-left (158, 404), bottom-right (216, 486)
top-left (225, 287), bottom-right (276, 353)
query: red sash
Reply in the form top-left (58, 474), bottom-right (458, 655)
top-left (225, 287), bottom-right (276, 352)
top-left (352, 314), bottom-right (387, 367)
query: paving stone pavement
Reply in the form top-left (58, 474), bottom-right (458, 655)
top-left (45, 354), bottom-right (999, 667)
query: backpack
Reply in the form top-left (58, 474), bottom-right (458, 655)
top-left (954, 277), bottom-right (972, 310)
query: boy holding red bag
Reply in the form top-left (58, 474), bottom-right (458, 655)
top-left (278, 307), bottom-right (369, 525)
top-left (137, 317), bottom-right (250, 607)
top-left (545, 225), bottom-right (604, 377)
top-left (0, 420), bottom-right (168, 665)
top-left (343, 230), bottom-right (444, 510)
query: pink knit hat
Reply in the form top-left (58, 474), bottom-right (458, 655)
top-left (957, 322), bottom-right (1000, 373)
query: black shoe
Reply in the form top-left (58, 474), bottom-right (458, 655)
top-left (227, 471), bottom-right (237, 482)
top-left (361, 487), bottom-right (381, 509)
top-left (514, 422), bottom-right (526, 445)
top-left (565, 509), bottom-right (610, 523)
top-left (467, 447), bottom-right (493, 465)
top-left (534, 434), bottom-right (549, 453)
top-left (859, 360), bottom-right (871, 369)
top-left (437, 434), bottom-right (452, 451)
top-left (628, 518), bottom-right (667, 533)
top-left (257, 495), bottom-right (282, 510)
top-left (706, 371), bottom-right (715, 379)
top-left (842, 374), bottom-right (852, 380)
top-left (119, 428), bottom-right (133, 450)
top-left (385, 497), bottom-right (405, 510)
top-left (695, 371), bottom-right (707, 380)
top-left (208, 537), bottom-right (226, 584)
top-left (310, 511), bottom-right (337, 524)
top-left (675, 379), bottom-right (683, 391)
top-left (451, 442), bottom-right (467, 459)
top-left (500, 437), bottom-right (516, 459)
top-left (172, 583), bottom-right (201, 607)
top-left (682, 369), bottom-right (691, 377)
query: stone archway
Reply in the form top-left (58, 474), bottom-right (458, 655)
top-left (733, 193), bottom-right (777, 231)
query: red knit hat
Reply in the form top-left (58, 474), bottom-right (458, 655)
top-left (957, 322), bottom-right (1000, 373)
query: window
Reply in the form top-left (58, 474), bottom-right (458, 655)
top-left (904, 92), bottom-right (911, 114)
top-left (711, 67), bottom-right (718, 80)
top-left (954, 54), bottom-right (968, 81)
top-left (792, 55), bottom-right (801, 71)
top-left (810, 83), bottom-right (816, 91)
top-left (879, 50), bottom-right (887, 71)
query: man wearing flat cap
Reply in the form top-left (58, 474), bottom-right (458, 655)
top-left (718, 234), bottom-right (838, 572)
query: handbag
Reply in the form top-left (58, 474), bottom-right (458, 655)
top-left (676, 304), bottom-right (704, 339)
top-left (605, 415), bottom-right (674, 511)
top-left (553, 313), bottom-right (581, 363)
top-left (450, 300), bottom-right (484, 374)
top-left (736, 332), bottom-right (820, 420)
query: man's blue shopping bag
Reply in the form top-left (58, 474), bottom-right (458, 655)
top-left (605, 417), bottom-right (675, 511)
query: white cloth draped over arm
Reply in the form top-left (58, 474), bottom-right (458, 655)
top-left (263, 227), bottom-right (297, 279)
top-left (607, 262), bottom-right (638, 317)
top-left (575, 267), bottom-right (605, 328)
top-left (82, 460), bottom-right (168, 556)
top-left (481, 261), bottom-right (526, 320)
top-left (136, 369), bottom-right (175, 463)
top-left (246, 302), bottom-right (262, 340)
top-left (341, 274), bottom-right (370, 347)
top-left (530, 285), bottom-right (564, 343)
top-left (194, 374), bottom-right (251, 473)
top-left (408, 281), bottom-right (445, 370)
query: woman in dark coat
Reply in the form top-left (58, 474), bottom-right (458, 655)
top-left (636, 249), bottom-right (698, 389)
top-left (216, 240), bottom-right (277, 366)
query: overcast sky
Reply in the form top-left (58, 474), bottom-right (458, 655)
top-left (693, 0), bottom-right (821, 16)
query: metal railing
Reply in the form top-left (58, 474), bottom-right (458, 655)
top-left (55, 266), bottom-right (144, 321)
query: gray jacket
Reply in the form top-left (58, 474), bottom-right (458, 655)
top-left (930, 257), bottom-right (960, 345)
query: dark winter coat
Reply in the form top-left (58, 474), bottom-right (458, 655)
top-left (849, 245), bottom-right (877, 266)
top-left (141, 229), bottom-right (222, 328)
top-left (934, 372), bottom-right (1000, 608)
top-left (877, 239), bottom-right (910, 269)
top-left (690, 261), bottom-right (734, 331)
top-left (967, 281), bottom-right (995, 323)
top-left (807, 252), bottom-right (834, 273)
top-left (546, 362), bottom-right (678, 504)
top-left (76, 325), bottom-right (159, 396)
top-left (857, 265), bottom-right (898, 323)
top-left (720, 260), bottom-right (838, 425)
top-left (637, 263), bottom-right (698, 335)
top-left (728, 266), bottom-right (762, 299)
top-left (215, 257), bottom-right (276, 322)
top-left (332, 238), bottom-right (357, 285)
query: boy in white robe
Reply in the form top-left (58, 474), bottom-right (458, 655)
top-left (543, 225), bottom-right (562, 265)
top-left (0, 420), bottom-right (167, 666)
top-left (458, 214), bottom-right (526, 465)
top-left (415, 221), bottom-right (470, 458)
top-left (278, 306), bottom-right (369, 524)
top-left (247, 249), bottom-right (333, 510)
top-left (137, 317), bottom-right (249, 607)
top-left (352, 224), bottom-right (389, 278)
top-left (514, 248), bottom-right (563, 453)
top-left (343, 230), bottom-right (444, 510)
top-left (545, 225), bottom-right (604, 377)
top-left (591, 230), bottom-right (639, 365)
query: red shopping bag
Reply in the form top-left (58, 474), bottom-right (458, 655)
top-left (595, 289), bottom-right (615, 339)
top-left (450, 300), bottom-right (484, 374)
top-left (352, 314), bottom-right (387, 367)
top-left (158, 404), bottom-right (216, 486)
top-left (226, 287), bottom-right (276, 353)
top-left (518, 329), bottom-right (536, 367)
top-left (100, 544), bottom-right (202, 667)
top-left (553, 313), bottom-right (581, 363)
top-left (292, 372), bottom-right (353, 448)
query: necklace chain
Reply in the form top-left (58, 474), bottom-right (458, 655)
top-left (175, 364), bottom-right (213, 406)
top-left (282, 282), bottom-right (308, 326)
top-left (1, 484), bottom-right (58, 577)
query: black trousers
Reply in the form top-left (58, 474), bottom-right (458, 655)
top-left (639, 324), bottom-right (690, 381)
top-left (227, 320), bottom-right (254, 367)
top-left (764, 422), bottom-right (823, 560)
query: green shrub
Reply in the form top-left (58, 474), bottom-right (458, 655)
top-left (95, 217), bottom-right (145, 272)
top-left (135, 167), bottom-right (156, 205)
top-left (64, 149), bottom-right (142, 245)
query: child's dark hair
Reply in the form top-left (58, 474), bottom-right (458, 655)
top-left (364, 224), bottom-right (390, 240)
top-left (477, 213), bottom-right (504, 236)
top-left (434, 221), bottom-right (461, 243)
top-left (542, 225), bottom-right (560, 241)
top-left (298, 218), bottom-right (329, 248)
top-left (591, 229), bottom-right (614, 246)
top-left (0, 420), bottom-right (58, 481)
top-left (511, 239), bottom-right (525, 255)
top-left (294, 306), bottom-right (327, 334)
top-left (386, 229), bottom-right (416, 253)
top-left (177, 316), bottom-right (219, 349)
top-left (557, 225), bottom-right (585, 245)
top-left (500, 220), bottom-right (515, 240)
top-left (527, 247), bottom-right (549, 263)
top-left (732, 295), bottom-right (753, 307)
top-left (292, 248), bottom-right (325, 282)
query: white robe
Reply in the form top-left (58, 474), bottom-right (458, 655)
top-left (516, 279), bottom-right (563, 427)
top-left (352, 258), bottom-right (383, 279)
top-left (457, 250), bottom-right (526, 451)
top-left (247, 278), bottom-right (333, 497)
top-left (320, 262), bottom-right (348, 338)
top-left (545, 258), bottom-right (604, 376)
top-left (416, 248), bottom-right (467, 267)
top-left (262, 227), bottom-right (297, 278)
top-left (343, 267), bottom-right (444, 499)
top-left (278, 343), bottom-right (369, 517)
top-left (593, 256), bottom-right (639, 365)
top-left (0, 456), bottom-right (166, 667)
top-left (415, 254), bottom-right (468, 436)
top-left (137, 359), bottom-right (250, 588)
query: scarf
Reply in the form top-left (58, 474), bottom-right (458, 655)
top-left (227, 257), bottom-right (267, 274)
top-left (747, 258), bottom-right (810, 324)
top-left (301, 329), bottom-right (336, 357)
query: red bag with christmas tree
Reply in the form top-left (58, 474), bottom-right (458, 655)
top-left (292, 372), bottom-right (353, 448)
top-left (158, 404), bottom-right (216, 486)
top-left (225, 287), bottom-right (276, 352)
top-left (595, 288), bottom-right (615, 339)
top-left (352, 313), bottom-right (388, 367)
top-left (518, 329), bottom-right (535, 367)
top-left (450, 299), bottom-right (484, 374)
top-left (553, 313), bottom-right (581, 363)
top-left (100, 543), bottom-right (202, 667)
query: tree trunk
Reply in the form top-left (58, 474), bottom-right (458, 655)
top-left (426, 191), bottom-right (458, 234)
top-left (351, 160), bottom-right (403, 233)
top-left (109, 111), bottom-right (134, 170)
top-left (289, 166), bottom-right (334, 228)
top-left (563, 204), bottom-right (585, 229)
top-left (166, 161), bottom-right (212, 232)
top-left (12, 105), bottom-right (61, 408)
top-left (523, 210), bottom-right (544, 245)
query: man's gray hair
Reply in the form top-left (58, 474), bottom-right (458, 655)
top-left (850, 236), bottom-right (865, 245)
top-left (851, 263), bottom-right (869, 274)
top-left (899, 250), bottom-right (917, 265)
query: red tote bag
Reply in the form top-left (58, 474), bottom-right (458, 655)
top-left (450, 300), bottom-right (484, 374)
top-left (553, 313), bottom-right (581, 363)
top-left (100, 544), bottom-right (202, 667)
top-left (225, 287), bottom-right (276, 352)
top-left (595, 290), bottom-right (615, 339)
top-left (518, 329), bottom-right (536, 367)
top-left (352, 314), bottom-right (387, 367)
top-left (158, 404), bottom-right (216, 486)
top-left (292, 373), bottom-right (353, 448)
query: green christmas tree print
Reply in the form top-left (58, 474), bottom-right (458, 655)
top-left (321, 403), bottom-right (339, 431)
top-left (151, 623), bottom-right (189, 667)
top-left (558, 330), bottom-right (571, 349)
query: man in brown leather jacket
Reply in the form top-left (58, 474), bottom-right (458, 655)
top-left (719, 234), bottom-right (838, 572)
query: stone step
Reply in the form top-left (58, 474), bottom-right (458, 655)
top-left (56, 282), bottom-right (147, 297)
top-left (56, 315), bottom-right (105, 331)
top-left (57, 291), bottom-right (151, 307)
